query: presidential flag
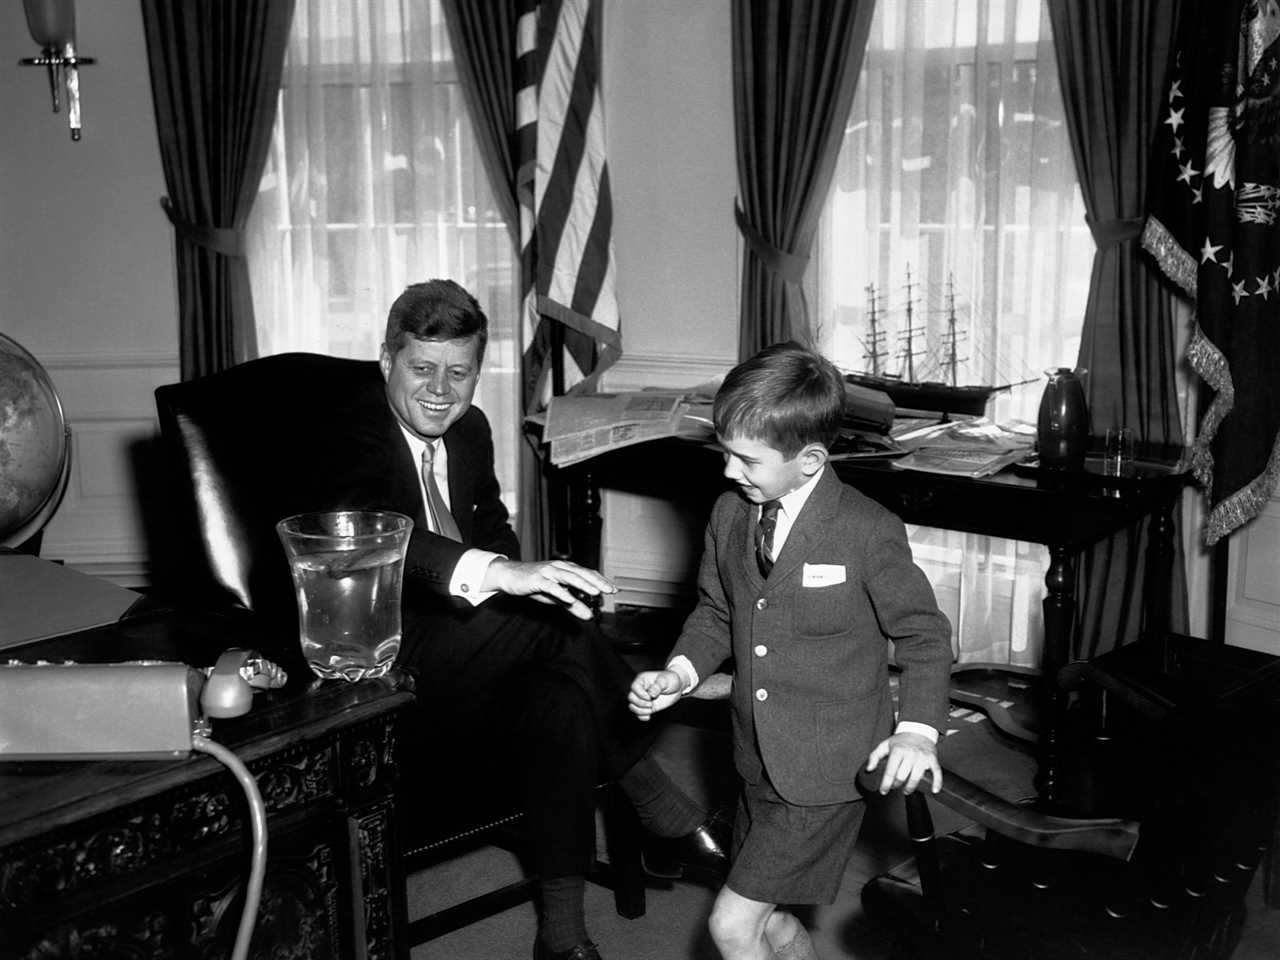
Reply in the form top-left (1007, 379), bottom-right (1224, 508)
top-left (1143, 0), bottom-right (1280, 545)
top-left (516, 0), bottom-right (621, 412)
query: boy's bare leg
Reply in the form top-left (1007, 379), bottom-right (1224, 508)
top-left (765, 910), bottom-right (819, 959)
top-left (709, 886), bottom-right (820, 960)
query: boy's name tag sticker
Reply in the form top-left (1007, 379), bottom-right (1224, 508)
top-left (802, 563), bottom-right (846, 587)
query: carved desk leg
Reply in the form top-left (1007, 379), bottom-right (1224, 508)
top-left (345, 712), bottom-right (409, 960)
top-left (1146, 502), bottom-right (1177, 673)
top-left (1037, 543), bottom-right (1075, 808)
top-left (570, 466), bottom-right (603, 572)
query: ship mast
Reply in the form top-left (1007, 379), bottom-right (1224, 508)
top-left (943, 272), bottom-right (961, 387)
top-left (897, 266), bottom-right (925, 382)
top-left (860, 283), bottom-right (890, 376)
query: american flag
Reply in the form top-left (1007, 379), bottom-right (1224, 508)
top-left (516, 0), bottom-right (621, 412)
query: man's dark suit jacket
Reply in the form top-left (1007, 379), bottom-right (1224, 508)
top-left (670, 468), bottom-right (953, 806)
top-left (301, 360), bottom-right (521, 590)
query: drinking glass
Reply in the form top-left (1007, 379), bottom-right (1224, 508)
top-left (276, 510), bottom-right (413, 681)
top-left (1103, 427), bottom-right (1135, 478)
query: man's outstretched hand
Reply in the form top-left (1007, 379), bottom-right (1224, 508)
top-left (483, 557), bottom-right (617, 620)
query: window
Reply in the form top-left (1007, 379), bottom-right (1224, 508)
top-left (246, 0), bottom-right (520, 514)
top-left (807, 0), bottom-right (1094, 667)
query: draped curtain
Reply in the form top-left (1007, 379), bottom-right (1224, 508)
top-left (807, 0), bottom-right (1093, 669)
top-left (731, 0), bottom-right (877, 361)
top-left (1047, 0), bottom-right (1188, 658)
top-left (438, 0), bottom-right (547, 554)
top-left (440, 0), bottom-right (518, 233)
top-left (140, 0), bottom-right (295, 381)
top-left (244, 0), bottom-right (522, 527)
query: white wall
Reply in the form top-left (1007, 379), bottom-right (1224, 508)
top-left (603, 0), bottom-right (739, 389)
top-left (1, 2), bottom-right (180, 583)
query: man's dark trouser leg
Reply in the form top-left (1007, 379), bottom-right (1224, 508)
top-left (503, 667), bottom-right (600, 879)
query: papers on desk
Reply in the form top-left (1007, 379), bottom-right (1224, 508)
top-left (889, 417), bottom-right (1036, 478)
top-left (541, 391), bottom-right (716, 466)
top-left (0, 553), bottom-right (140, 652)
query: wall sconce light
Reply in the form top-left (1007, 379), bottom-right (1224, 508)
top-left (18, 0), bottom-right (94, 141)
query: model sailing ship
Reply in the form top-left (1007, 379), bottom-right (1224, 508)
top-left (843, 270), bottom-right (1025, 418)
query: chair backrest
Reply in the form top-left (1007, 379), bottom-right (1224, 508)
top-left (154, 353), bottom-right (383, 633)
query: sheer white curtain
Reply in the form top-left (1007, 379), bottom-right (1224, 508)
top-left (807, 0), bottom-right (1095, 669)
top-left (246, 0), bottom-right (521, 514)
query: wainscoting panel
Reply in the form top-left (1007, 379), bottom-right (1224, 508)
top-left (1225, 494), bottom-right (1280, 654)
top-left (599, 489), bottom-right (705, 610)
top-left (36, 352), bottom-right (179, 587)
top-left (601, 352), bottom-right (732, 393)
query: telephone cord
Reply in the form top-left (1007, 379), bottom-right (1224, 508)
top-left (192, 734), bottom-right (268, 960)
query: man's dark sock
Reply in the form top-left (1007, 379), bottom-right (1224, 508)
top-left (538, 875), bottom-right (589, 952)
top-left (618, 754), bottom-right (706, 838)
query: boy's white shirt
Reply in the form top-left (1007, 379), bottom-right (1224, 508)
top-left (666, 465), bottom-right (938, 743)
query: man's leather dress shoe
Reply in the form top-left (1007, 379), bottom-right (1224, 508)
top-left (641, 810), bottom-right (731, 883)
top-left (533, 938), bottom-right (601, 960)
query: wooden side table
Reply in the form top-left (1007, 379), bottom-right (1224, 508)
top-left (0, 611), bottom-right (415, 960)
top-left (548, 437), bottom-right (1190, 810)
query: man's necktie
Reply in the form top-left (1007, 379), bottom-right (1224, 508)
top-left (421, 441), bottom-right (462, 541)
top-left (755, 499), bottom-right (781, 577)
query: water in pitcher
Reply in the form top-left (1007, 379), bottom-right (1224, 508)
top-left (290, 545), bottom-right (406, 681)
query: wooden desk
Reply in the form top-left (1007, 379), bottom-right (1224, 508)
top-left (0, 611), bottom-right (414, 960)
top-left (551, 438), bottom-right (1190, 808)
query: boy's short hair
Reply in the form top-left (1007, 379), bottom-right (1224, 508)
top-left (714, 341), bottom-right (846, 458)
top-left (384, 279), bottom-right (489, 362)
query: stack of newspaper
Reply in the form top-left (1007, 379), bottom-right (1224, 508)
top-left (889, 417), bottom-right (1036, 478)
top-left (542, 390), bottom-right (716, 467)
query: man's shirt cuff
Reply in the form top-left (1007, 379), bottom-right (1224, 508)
top-left (894, 719), bottom-right (939, 744)
top-left (666, 655), bottom-right (699, 694)
top-left (450, 549), bottom-right (503, 605)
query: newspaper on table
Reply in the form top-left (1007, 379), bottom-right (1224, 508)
top-left (543, 390), bottom-right (716, 466)
top-left (889, 417), bottom-right (1036, 478)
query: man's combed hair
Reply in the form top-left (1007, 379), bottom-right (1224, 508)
top-left (384, 278), bottom-right (489, 361)
top-left (713, 342), bottom-right (846, 458)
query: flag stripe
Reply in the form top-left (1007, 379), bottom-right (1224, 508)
top-left (533, 1), bottom-right (593, 261)
top-left (567, 164), bottom-right (613, 320)
top-left (517, 0), bottom-right (620, 409)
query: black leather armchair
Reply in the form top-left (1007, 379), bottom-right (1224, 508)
top-left (153, 352), bottom-right (645, 946)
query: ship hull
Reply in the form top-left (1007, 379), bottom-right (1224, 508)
top-left (845, 372), bottom-right (998, 417)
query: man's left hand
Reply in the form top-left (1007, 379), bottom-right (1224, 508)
top-left (865, 731), bottom-right (942, 795)
top-left (482, 557), bottom-right (617, 620)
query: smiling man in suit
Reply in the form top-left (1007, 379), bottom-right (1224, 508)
top-left (325, 278), bottom-right (725, 960)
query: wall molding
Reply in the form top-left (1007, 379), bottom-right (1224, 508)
top-left (38, 350), bottom-right (178, 371)
top-left (602, 350), bottom-right (733, 391)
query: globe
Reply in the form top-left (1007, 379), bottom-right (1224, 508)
top-left (0, 332), bottom-right (72, 549)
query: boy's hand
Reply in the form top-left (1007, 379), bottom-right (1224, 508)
top-left (866, 731), bottom-right (942, 795)
top-left (628, 669), bottom-right (684, 720)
